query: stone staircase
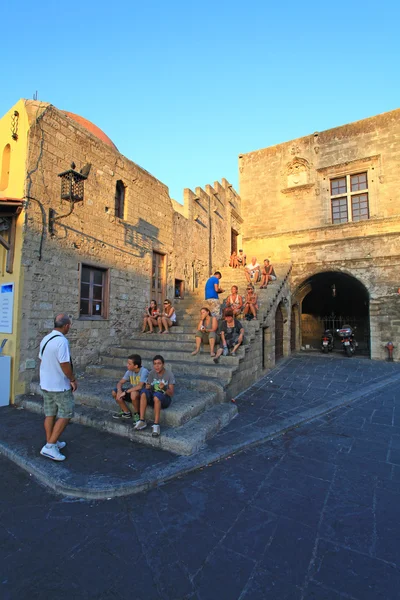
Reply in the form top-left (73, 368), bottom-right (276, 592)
top-left (23, 263), bottom-right (292, 456)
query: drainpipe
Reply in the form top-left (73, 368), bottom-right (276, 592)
top-left (208, 194), bottom-right (212, 276)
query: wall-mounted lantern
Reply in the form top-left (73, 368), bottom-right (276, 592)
top-left (49, 162), bottom-right (91, 234)
top-left (58, 162), bottom-right (88, 202)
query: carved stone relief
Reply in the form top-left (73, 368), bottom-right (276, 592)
top-left (285, 157), bottom-right (310, 188)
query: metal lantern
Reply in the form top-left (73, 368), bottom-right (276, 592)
top-left (58, 163), bottom-right (87, 202)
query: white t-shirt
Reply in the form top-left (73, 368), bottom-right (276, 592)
top-left (246, 262), bottom-right (260, 273)
top-left (39, 330), bottom-right (71, 392)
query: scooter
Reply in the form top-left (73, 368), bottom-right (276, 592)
top-left (321, 330), bottom-right (334, 353)
top-left (337, 325), bottom-right (356, 357)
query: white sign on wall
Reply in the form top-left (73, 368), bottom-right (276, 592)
top-left (0, 283), bottom-right (14, 334)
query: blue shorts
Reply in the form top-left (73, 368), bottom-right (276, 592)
top-left (142, 389), bottom-right (171, 409)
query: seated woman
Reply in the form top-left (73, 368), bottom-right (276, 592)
top-left (213, 309), bottom-right (245, 362)
top-left (142, 300), bottom-right (160, 333)
top-left (260, 259), bottom-right (277, 289)
top-left (191, 307), bottom-right (218, 357)
top-left (157, 299), bottom-right (177, 334)
top-left (243, 285), bottom-right (258, 320)
top-left (229, 251), bottom-right (238, 268)
top-left (225, 285), bottom-right (243, 318)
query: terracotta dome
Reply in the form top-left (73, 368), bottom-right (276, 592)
top-left (62, 111), bottom-right (118, 151)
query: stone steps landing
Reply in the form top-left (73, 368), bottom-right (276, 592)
top-left (30, 377), bottom-right (225, 428)
top-left (20, 393), bottom-right (238, 456)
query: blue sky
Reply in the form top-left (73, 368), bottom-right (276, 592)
top-left (2, 0), bottom-right (399, 202)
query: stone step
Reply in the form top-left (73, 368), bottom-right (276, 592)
top-left (19, 395), bottom-right (238, 455)
top-left (101, 347), bottom-right (243, 365)
top-left (86, 360), bottom-right (236, 384)
top-left (30, 378), bottom-right (222, 428)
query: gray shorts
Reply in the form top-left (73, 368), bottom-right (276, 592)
top-left (42, 389), bottom-right (74, 419)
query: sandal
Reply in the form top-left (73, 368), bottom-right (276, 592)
top-left (210, 352), bottom-right (216, 357)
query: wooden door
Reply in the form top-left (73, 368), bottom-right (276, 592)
top-left (275, 304), bottom-right (284, 362)
top-left (231, 229), bottom-right (238, 255)
top-left (151, 252), bottom-right (165, 307)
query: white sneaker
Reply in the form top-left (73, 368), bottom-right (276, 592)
top-left (133, 420), bottom-right (147, 431)
top-left (152, 424), bottom-right (160, 437)
top-left (40, 444), bottom-right (66, 461)
top-left (56, 441), bottom-right (66, 449)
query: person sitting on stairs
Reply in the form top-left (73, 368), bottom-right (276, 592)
top-left (259, 259), bottom-right (277, 289)
top-left (134, 355), bottom-right (175, 437)
top-left (157, 299), bottom-right (177, 334)
top-left (191, 307), bottom-right (218, 357)
top-left (225, 285), bottom-right (243, 318)
top-left (111, 354), bottom-right (149, 422)
top-left (213, 309), bottom-right (244, 362)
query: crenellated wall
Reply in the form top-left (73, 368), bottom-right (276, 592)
top-left (173, 178), bottom-right (243, 291)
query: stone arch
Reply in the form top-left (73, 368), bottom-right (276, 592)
top-left (292, 270), bottom-right (370, 356)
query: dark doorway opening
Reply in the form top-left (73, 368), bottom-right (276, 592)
top-left (174, 278), bottom-right (184, 299)
top-left (275, 303), bottom-right (284, 361)
top-left (300, 271), bottom-right (370, 355)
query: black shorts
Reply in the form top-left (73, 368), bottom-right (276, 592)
top-left (112, 388), bottom-right (138, 403)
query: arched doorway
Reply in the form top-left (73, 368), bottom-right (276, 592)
top-left (298, 271), bottom-right (370, 356)
top-left (275, 303), bottom-right (284, 361)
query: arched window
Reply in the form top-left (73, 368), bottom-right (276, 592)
top-left (115, 180), bottom-right (125, 219)
top-left (0, 144), bottom-right (11, 191)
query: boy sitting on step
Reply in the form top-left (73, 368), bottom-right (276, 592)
top-left (111, 354), bottom-right (149, 422)
top-left (134, 354), bottom-right (175, 437)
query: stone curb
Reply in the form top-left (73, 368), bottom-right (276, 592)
top-left (1, 371), bottom-right (400, 500)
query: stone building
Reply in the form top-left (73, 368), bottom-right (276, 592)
top-left (1, 99), bottom-right (400, 412)
top-left (240, 108), bottom-right (400, 361)
top-left (0, 99), bottom-right (242, 402)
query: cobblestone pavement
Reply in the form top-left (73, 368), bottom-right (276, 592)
top-left (1, 356), bottom-right (400, 599)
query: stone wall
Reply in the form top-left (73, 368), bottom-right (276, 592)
top-left (239, 108), bottom-right (400, 362)
top-left (16, 105), bottom-right (241, 386)
top-left (241, 108), bottom-right (400, 259)
top-left (290, 233), bottom-right (400, 360)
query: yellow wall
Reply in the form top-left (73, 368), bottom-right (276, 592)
top-left (0, 99), bottom-right (30, 401)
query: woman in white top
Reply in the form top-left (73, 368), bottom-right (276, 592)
top-left (158, 299), bottom-right (177, 334)
top-left (225, 285), bottom-right (243, 317)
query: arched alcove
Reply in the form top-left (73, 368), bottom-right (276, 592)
top-left (0, 144), bottom-right (11, 191)
top-left (295, 271), bottom-right (370, 355)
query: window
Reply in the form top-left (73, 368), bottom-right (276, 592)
top-left (330, 172), bottom-right (369, 224)
top-left (115, 180), bottom-right (125, 219)
top-left (80, 265), bottom-right (108, 318)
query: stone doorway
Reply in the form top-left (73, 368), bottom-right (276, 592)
top-left (151, 252), bottom-right (166, 307)
top-left (297, 271), bottom-right (370, 356)
top-left (231, 228), bottom-right (238, 255)
top-left (275, 303), bottom-right (284, 361)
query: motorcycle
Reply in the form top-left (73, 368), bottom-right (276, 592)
top-left (337, 325), bottom-right (356, 357)
top-left (321, 329), bottom-right (334, 353)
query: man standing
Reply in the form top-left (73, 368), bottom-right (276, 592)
top-left (204, 271), bottom-right (224, 318)
top-left (39, 313), bottom-right (76, 461)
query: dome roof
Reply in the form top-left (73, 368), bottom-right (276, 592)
top-left (62, 111), bottom-right (118, 151)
